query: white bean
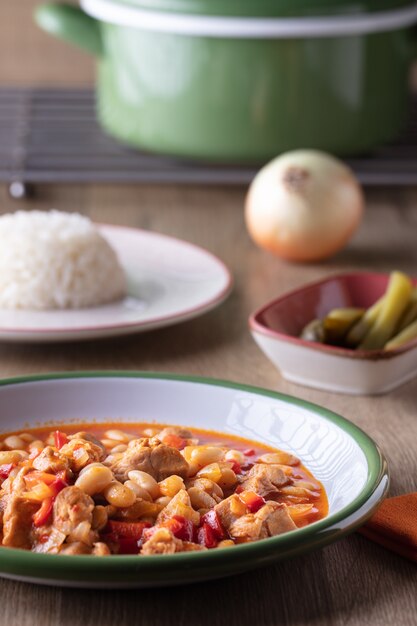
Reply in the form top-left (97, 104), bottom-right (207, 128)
top-left (104, 429), bottom-right (134, 443)
top-left (128, 470), bottom-right (160, 499)
top-left (225, 450), bottom-right (245, 464)
top-left (110, 444), bottom-right (127, 454)
top-left (0, 451), bottom-right (25, 465)
top-left (103, 481), bottom-right (136, 507)
top-left (75, 465), bottom-right (113, 495)
top-left (4, 436), bottom-right (25, 450)
top-left (18, 433), bottom-right (35, 443)
top-left (124, 480), bottom-right (152, 502)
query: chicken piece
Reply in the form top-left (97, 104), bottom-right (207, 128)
top-left (59, 439), bottom-right (105, 472)
top-left (140, 527), bottom-right (183, 555)
top-left (140, 527), bottom-right (205, 555)
top-left (229, 502), bottom-right (297, 541)
top-left (106, 437), bottom-right (189, 482)
top-left (2, 494), bottom-right (38, 548)
top-left (157, 489), bottom-right (200, 526)
top-left (181, 541), bottom-right (206, 552)
top-left (69, 432), bottom-right (107, 460)
top-left (32, 446), bottom-right (70, 474)
top-left (214, 494), bottom-right (247, 530)
top-left (52, 486), bottom-right (94, 535)
top-left (239, 464), bottom-right (291, 498)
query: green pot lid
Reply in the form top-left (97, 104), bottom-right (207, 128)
top-left (81, 0), bottom-right (417, 36)
top-left (105, 0), bottom-right (415, 18)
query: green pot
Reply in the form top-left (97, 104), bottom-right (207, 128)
top-left (35, 0), bottom-right (417, 162)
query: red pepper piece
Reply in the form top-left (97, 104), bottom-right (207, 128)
top-left (243, 448), bottom-right (256, 457)
top-left (0, 463), bottom-right (16, 479)
top-left (33, 497), bottom-right (54, 527)
top-left (106, 520), bottom-right (151, 540)
top-left (103, 521), bottom-right (152, 554)
top-left (102, 521), bottom-right (152, 554)
top-left (239, 491), bottom-right (266, 513)
top-left (162, 434), bottom-right (186, 450)
top-left (173, 515), bottom-right (194, 542)
top-left (197, 523), bottom-right (217, 549)
top-left (162, 515), bottom-right (194, 542)
top-left (54, 431), bottom-right (68, 450)
top-left (227, 459), bottom-right (242, 475)
top-left (201, 510), bottom-right (225, 540)
top-left (31, 474), bottom-right (68, 528)
top-left (49, 477), bottom-right (68, 497)
top-left (100, 532), bottom-right (139, 555)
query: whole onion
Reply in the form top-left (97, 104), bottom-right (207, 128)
top-left (245, 150), bottom-right (364, 262)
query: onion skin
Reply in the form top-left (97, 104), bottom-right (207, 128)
top-left (245, 150), bottom-right (364, 262)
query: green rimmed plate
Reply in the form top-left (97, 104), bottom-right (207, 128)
top-left (0, 372), bottom-right (388, 587)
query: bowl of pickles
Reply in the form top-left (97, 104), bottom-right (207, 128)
top-left (249, 271), bottom-right (417, 395)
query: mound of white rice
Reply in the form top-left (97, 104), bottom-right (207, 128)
top-left (0, 210), bottom-right (126, 310)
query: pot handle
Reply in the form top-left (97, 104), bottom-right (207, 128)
top-left (34, 3), bottom-right (103, 56)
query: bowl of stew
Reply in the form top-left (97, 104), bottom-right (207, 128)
top-left (0, 372), bottom-right (388, 587)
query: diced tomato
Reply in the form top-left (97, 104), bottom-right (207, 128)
top-left (243, 449), bottom-right (255, 457)
top-left (227, 459), bottom-right (242, 475)
top-left (235, 485), bottom-right (244, 494)
top-left (239, 491), bottom-right (266, 513)
top-left (54, 430), bottom-right (68, 450)
top-left (33, 497), bottom-right (53, 527)
top-left (197, 523), bottom-right (217, 549)
top-left (162, 434), bottom-right (186, 450)
top-left (201, 510), bottom-right (225, 540)
top-left (0, 463), bottom-right (16, 479)
top-left (163, 515), bottom-right (194, 542)
top-left (103, 521), bottom-right (152, 554)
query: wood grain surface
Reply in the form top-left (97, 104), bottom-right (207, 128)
top-left (1, 2), bottom-right (417, 625)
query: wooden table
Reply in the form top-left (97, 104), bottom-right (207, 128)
top-left (1, 2), bottom-right (417, 624)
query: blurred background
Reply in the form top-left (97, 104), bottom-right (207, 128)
top-left (2, 0), bottom-right (94, 85)
top-left (2, 0), bottom-right (417, 194)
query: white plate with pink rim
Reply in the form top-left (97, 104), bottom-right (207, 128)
top-left (0, 224), bottom-right (232, 342)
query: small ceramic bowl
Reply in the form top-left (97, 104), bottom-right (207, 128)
top-left (249, 272), bottom-right (417, 396)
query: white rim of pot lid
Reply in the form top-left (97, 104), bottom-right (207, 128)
top-left (80, 0), bottom-right (417, 38)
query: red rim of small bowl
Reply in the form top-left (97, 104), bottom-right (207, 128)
top-left (0, 223), bottom-right (233, 335)
top-left (249, 271), bottom-right (417, 361)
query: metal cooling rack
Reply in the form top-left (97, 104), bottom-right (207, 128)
top-left (1, 86), bottom-right (416, 198)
